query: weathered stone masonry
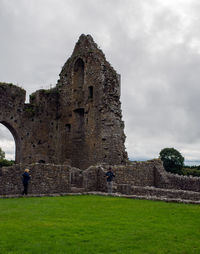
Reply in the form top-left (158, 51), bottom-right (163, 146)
top-left (1, 160), bottom-right (200, 202)
top-left (0, 34), bottom-right (127, 169)
top-left (1, 34), bottom-right (200, 202)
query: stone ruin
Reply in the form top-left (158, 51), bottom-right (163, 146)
top-left (0, 34), bottom-right (200, 203)
top-left (0, 34), bottom-right (127, 169)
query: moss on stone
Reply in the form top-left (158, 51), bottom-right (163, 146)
top-left (24, 104), bottom-right (38, 116)
top-left (0, 82), bottom-right (25, 92)
top-left (30, 94), bottom-right (36, 101)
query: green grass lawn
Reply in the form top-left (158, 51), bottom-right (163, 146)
top-left (0, 195), bottom-right (200, 254)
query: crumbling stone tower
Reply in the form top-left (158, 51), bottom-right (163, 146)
top-left (0, 34), bottom-right (127, 169)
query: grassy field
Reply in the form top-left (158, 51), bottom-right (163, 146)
top-left (0, 195), bottom-right (200, 254)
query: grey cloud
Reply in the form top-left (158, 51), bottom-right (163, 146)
top-left (1, 0), bottom-right (200, 163)
top-left (0, 124), bottom-right (15, 141)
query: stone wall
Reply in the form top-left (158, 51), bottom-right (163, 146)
top-left (82, 159), bottom-right (200, 194)
top-left (82, 160), bottom-right (160, 191)
top-left (0, 164), bottom-right (71, 195)
top-left (154, 165), bottom-right (200, 192)
top-left (1, 160), bottom-right (200, 197)
top-left (83, 166), bottom-right (107, 192)
top-left (0, 83), bottom-right (26, 163)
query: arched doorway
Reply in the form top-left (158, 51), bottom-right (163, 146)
top-left (0, 122), bottom-right (20, 163)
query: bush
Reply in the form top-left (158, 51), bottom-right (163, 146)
top-left (0, 147), bottom-right (5, 160)
top-left (0, 159), bottom-right (15, 167)
top-left (182, 168), bottom-right (200, 177)
top-left (183, 165), bottom-right (200, 170)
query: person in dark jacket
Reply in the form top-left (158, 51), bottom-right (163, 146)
top-left (22, 169), bottom-right (31, 195)
top-left (105, 167), bottom-right (115, 194)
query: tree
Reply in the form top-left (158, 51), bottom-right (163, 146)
top-left (159, 148), bottom-right (184, 174)
top-left (0, 147), bottom-right (14, 167)
top-left (0, 147), bottom-right (5, 160)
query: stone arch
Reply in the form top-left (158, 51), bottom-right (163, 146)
top-left (0, 121), bottom-right (21, 163)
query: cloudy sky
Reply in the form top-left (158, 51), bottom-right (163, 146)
top-left (1, 0), bottom-right (200, 164)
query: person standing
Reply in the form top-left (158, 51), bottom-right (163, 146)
top-left (22, 169), bottom-right (31, 195)
top-left (105, 167), bottom-right (115, 194)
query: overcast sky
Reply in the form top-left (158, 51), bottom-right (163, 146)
top-left (1, 0), bottom-right (200, 164)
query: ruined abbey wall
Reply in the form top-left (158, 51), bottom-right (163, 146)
top-left (1, 34), bottom-right (200, 201)
top-left (1, 160), bottom-right (200, 202)
top-left (0, 35), bottom-right (127, 169)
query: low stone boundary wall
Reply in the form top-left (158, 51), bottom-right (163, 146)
top-left (82, 160), bottom-right (161, 192)
top-left (83, 166), bottom-right (107, 192)
top-left (116, 184), bottom-right (200, 201)
top-left (1, 159), bottom-right (200, 196)
top-left (154, 165), bottom-right (200, 192)
top-left (112, 160), bottom-right (157, 186)
top-left (0, 164), bottom-right (71, 195)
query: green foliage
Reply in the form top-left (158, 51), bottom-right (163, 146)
top-left (182, 167), bottom-right (200, 177)
top-left (0, 147), bottom-right (5, 160)
top-left (0, 196), bottom-right (200, 253)
top-left (40, 87), bottom-right (59, 95)
top-left (0, 159), bottom-right (14, 167)
top-left (0, 147), bottom-right (14, 167)
top-left (159, 147), bottom-right (184, 174)
top-left (24, 104), bottom-right (35, 113)
top-left (182, 165), bottom-right (200, 177)
top-left (24, 104), bottom-right (39, 117)
top-left (29, 94), bottom-right (36, 101)
top-left (0, 82), bottom-right (25, 93)
top-left (183, 165), bottom-right (200, 170)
